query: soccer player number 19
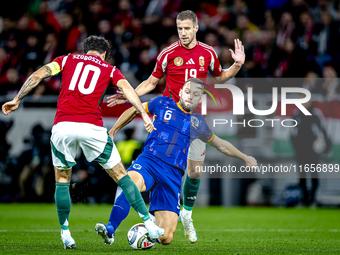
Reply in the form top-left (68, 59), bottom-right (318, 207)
top-left (185, 68), bottom-right (197, 81)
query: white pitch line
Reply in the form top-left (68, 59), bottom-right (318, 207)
top-left (0, 229), bottom-right (123, 233)
top-left (176, 229), bottom-right (340, 232)
top-left (0, 229), bottom-right (339, 233)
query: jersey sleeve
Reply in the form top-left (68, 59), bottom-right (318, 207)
top-left (145, 96), bottom-right (164, 115)
top-left (199, 118), bottom-right (215, 143)
top-left (151, 50), bottom-right (167, 79)
top-left (208, 49), bottom-right (223, 77)
top-left (110, 66), bottom-right (125, 87)
top-left (50, 55), bottom-right (68, 73)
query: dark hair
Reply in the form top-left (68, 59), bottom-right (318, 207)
top-left (83, 35), bottom-right (111, 61)
top-left (177, 10), bottom-right (198, 26)
top-left (183, 78), bottom-right (205, 89)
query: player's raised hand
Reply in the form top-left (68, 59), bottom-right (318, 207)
top-left (2, 100), bottom-right (20, 115)
top-left (107, 91), bottom-right (128, 107)
top-left (229, 39), bottom-right (245, 66)
top-left (245, 156), bottom-right (257, 169)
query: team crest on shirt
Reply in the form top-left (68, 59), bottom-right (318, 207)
top-left (133, 164), bottom-right (142, 170)
top-left (199, 56), bottom-right (204, 66)
top-left (199, 56), bottom-right (205, 71)
top-left (191, 116), bottom-right (199, 129)
top-left (174, 57), bottom-right (183, 66)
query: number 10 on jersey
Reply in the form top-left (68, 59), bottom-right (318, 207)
top-left (69, 62), bottom-right (101, 95)
top-left (185, 68), bottom-right (197, 81)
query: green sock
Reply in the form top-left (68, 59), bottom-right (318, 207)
top-left (117, 175), bottom-right (150, 221)
top-left (55, 182), bottom-right (71, 230)
top-left (183, 175), bottom-right (200, 211)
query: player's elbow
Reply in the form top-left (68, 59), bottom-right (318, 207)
top-left (216, 144), bottom-right (230, 156)
top-left (214, 77), bottom-right (221, 84)
top-left (220, 147), bottom-right (231, 156)
top-left (148, 81), bottom-right (157, 91)
top-left (214, 75), bottom-right (224, 84)
top-left (31, 70), bottom-right (44, 81)
top-left (149, 76), bottom-right (159, 89)
top-left (158, 232), bottom-right (174, 245)
top-left (117, 79), bottom-right (132, 93)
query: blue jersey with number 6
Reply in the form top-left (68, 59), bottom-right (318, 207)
top-left (143, 96), bottom-right (214, 172)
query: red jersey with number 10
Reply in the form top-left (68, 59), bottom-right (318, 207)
top-left (52, 54), bottom-right (125, 127)
top-left (152, 41), bottom-right (222, 102)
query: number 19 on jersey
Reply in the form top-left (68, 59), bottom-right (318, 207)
top-left (185, 68), bottom-right (197, 81)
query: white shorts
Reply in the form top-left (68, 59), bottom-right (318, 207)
top-left (50, 122), bottom-right (121, 170)
top-left (188, 138), bottom-right (206, 161)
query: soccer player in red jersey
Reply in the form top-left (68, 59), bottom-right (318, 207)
top-left (2, 36), bottom-right (164, 249)
top-left (108, 10), bottom-right (245, 243)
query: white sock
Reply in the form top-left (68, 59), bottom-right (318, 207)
top-left (149, 213), bottom-right (157, 224)
top-left (61, 229), bottom-right (70, 235)
top-left (182, 208), bottom-right (192, 218)
top-left (144, 219), bottom-right (153, 228)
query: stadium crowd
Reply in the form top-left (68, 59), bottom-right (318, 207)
top-left (0, 0), bottom-right (340, 96)
top-left (0, 0), bottom-right (339, 204)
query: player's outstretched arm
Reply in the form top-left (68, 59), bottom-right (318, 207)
top-left (109, 105), bottom-right (141, 138)
top-left (208, 135), bottom-right (257, 168)
top-left (135, 75), bottom-right (160, 97)
top-left (107, 75), bottom-right (160, 107)
top-left (214, 39), bottom-right (245, 84)
top-left (116, 79), bottom-right (155, 133)
top-left (2, 66), bottom-right (52, 115)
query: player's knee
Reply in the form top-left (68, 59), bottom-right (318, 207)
top-left (188, 161), bottom-right (203, 179)
top-left (188, 168), bottom-right (202, 179)
top-left (54, 168), bottom-right (72, 182)
top-left (158, 233), bottom-right (174, 245)
top-left (106, 162), bottom-right (126, 182)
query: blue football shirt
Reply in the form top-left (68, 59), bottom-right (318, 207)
top-left (143, 96), bottom-right (214, 172)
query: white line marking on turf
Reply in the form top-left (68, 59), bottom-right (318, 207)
top-left (1, 229), bottom-right (339, 233)
top-left (176, 229), bottom-right (340, 232)
top-left (0, 229), bottom-right (123, 232)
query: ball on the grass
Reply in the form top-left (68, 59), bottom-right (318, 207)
top-left (127, 223), bottom-right (155, 250)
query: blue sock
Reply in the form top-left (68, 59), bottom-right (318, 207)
top-left (106, 192), bottom-right (131, 236)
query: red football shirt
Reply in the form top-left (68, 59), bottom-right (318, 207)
top-left (52, 53), bottom-right (125, 127)
top-left (152, 40), bottom-right (222, 102)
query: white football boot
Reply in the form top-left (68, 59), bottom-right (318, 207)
top-left (95, 223), bottom-right (114, 245)
top-left (61, 229), bottom-right (76, 249)
top-left (144, 219), bottom-right (164, 240)
top-left (179, 210), bottom-right (197, 243)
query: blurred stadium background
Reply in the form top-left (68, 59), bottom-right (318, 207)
top-left (0, 0), bottom-right (339, 209)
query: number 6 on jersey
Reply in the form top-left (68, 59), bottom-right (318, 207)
top-left (164, 110), bottom-right (173, 120)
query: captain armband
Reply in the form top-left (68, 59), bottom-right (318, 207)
top-left (45, 62), bottom-right (61, 76)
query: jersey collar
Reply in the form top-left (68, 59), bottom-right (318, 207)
top-left (87, 53), bottom-right (101, 57)
top-left (176, 102), bottom-right (190, 114)
top-left (179, 39), bottom-right (198, 50)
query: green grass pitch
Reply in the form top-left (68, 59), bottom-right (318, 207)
top-left (0, 204), bottom-right (339, 254)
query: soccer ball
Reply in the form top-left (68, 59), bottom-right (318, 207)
top-left (127, 223), bottom-right (154, 250)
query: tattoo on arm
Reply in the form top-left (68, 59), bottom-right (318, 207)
top-left (43, 66), bottom-right (52, 77)
top-left (15, 66), bottom-right (52, 101)
top-left (16, 78), bottom-right (38, 101)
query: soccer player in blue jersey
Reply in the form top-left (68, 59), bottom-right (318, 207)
top-left (95, 78), bottom-right (257, 245)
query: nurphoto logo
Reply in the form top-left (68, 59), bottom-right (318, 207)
top-left (200, 84), bottom-right (312, 128)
